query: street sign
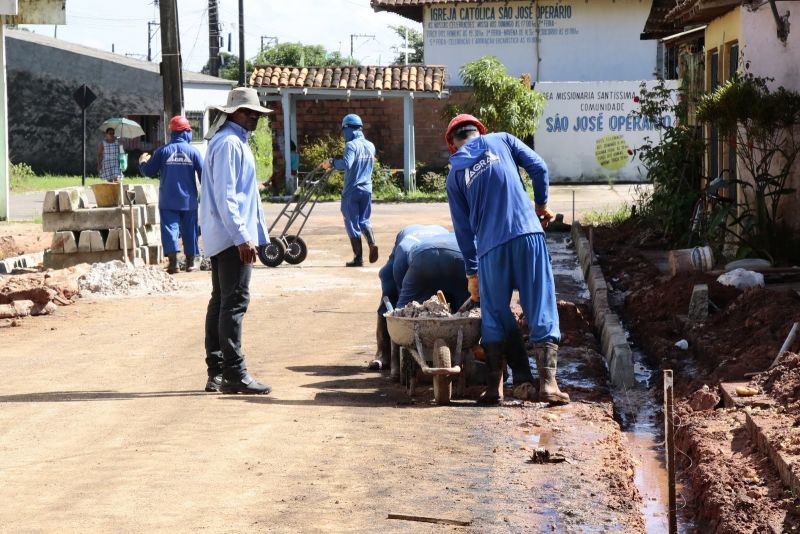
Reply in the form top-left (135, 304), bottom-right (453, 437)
top-left (73, 84), bottom-right (96, 111)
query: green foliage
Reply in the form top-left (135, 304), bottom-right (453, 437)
top-left (445, 56), bottom-right (546, 139)
top-left (9, 162), bottom-right (35, 190)
top-left (248, 117), bottom-right (273, 181)
top-left (214, 52), bottom-right (254, 81)
top-left (631, 78), bottom-right (704, 244)
top-left (696, 73), bottom-right (800, 262)
top-left (372, 163), bottom-right (404, 199)
top-left (582, 205), bottom-right (632, 226)
top-left (417, 171), bottom-right (447, 193)
top-left (390, 25), bottom-right (423, 64)
top-left (256, 42), bottom-right (353, 67)
top-left (299, 135), bottom-right (345, 194)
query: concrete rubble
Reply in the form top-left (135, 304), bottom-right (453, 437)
top-left (79, 260), bottom-right (180, 297)
top-left (391, 295), bottom-right (481, 318)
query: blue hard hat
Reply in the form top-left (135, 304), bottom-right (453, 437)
top-left (341, 113), bottom-right (363, 129)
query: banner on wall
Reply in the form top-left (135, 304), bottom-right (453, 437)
top-left (534, 80), bottom-right (678, 183)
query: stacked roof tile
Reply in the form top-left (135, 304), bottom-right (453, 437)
top-left (248, 65), bottom-right (446, 93)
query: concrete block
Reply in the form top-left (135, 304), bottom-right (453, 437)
top-left (688, 283), bottom-right (709, 323)
top-left (78, 230), bottom-right (99, 253)
top-left (105, 228), bottom-right (120, 251)
top-left (58, 190), bottom-right (80, 212)
top-left (608, 343), bottom-right (635, 388)
top-left (0, 259), bottom-right (14, 274)
top-left (51, 231), bottom-right (75, 253)
top-left (148, 245), bottom-right (163, 265)
top-left (43, 249), bottom-right (128, 269)
top-left (90, 231), bottom-right (104, 252)
top-left (134, 184), bottom-right (159, 205)
top-left (746, 411), bottom-right (800, 498)
top-left (42, 206), bottom-right (145, 232)
top-left (145, 203), bottom-right (160, 224)
top-left (43, 190), bottom-right (59, 213)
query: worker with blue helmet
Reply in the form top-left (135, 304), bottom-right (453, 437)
top-left (322, 113), bottom-right (378, 267)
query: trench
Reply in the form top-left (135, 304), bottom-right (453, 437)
top-left (548, 233), bottom-right (674, 533)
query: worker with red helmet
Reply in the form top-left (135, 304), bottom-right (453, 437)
top-left (139, 116), bottom-right (204, 274)
top-left (444, 114), bottom-right (569, 406)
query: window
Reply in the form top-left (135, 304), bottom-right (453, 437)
top-left (185, 110), bottom-right (204, 140)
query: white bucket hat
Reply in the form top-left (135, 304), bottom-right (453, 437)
top-left (212, 87), bottom-right (272, 115)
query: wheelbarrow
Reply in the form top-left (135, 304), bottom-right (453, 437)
top-left (384, 313), bottom-right (481, 405)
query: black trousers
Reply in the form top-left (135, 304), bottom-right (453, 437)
top-left (204, 246), bottom-right (252, 379)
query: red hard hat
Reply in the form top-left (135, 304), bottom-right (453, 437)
top-left (169, 115), bottom-right (192, 132)
top-left (445, 114), bottom-right (487, 154)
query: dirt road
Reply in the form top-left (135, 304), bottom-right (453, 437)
top-left (1, 202), bottom-right (645, 532)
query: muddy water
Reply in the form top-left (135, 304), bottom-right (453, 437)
top-left (549, 234), bottom-right (673, 533)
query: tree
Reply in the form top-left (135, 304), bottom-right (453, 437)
top-left (255, 42), bottom-right (353, 67)
top-left (203, 52), bottom-right (254, 82)
top-left (390, 25), bottom-right (423, 64)
top-left (445, 56), bottom-right (546, 140)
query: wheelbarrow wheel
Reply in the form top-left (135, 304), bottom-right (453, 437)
top-left (258, 237), bottom-right (287, 267)
top-left (283, 235), bottom-right (308, 265)
top-left (432, 338), bottom-right (452, 405)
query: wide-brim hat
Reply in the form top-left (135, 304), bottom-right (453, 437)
top-left (212, 87), bottom-right (272, 115)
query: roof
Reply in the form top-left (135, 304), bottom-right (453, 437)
top-left (641, 0), bottom-right (682, 39)
top-left (5, 29), bottom-right (234, 86)
top-left (249, 65), bottom-right (447, 93)
top-left (665, 0), bottom-right (741, 24)
top-left (370, 0), bottom-right (480, 22)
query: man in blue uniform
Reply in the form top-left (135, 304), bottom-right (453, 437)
top-left (445, 114), bottom-right (569, 406)
top-left (139, 116), bottom-right (204, 274)
top-left (372, 224), bottom-right (449, 370)
top-left (322, 114), bottom-right (378, 267)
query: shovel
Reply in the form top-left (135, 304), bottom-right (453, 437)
top-left (457, 297), bottom-right (479, 314)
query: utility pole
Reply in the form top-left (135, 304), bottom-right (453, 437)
top-left (208, 0), bottom-right (220, 76)
top-left (397, 28), bottom-right (415, 65)
top-left (159, 0), bottom-right (184, 133)
top-left (349, 34), bottom-right (374, 65)
top-left (147, 20), bottom-right (159, 62)
top-left (238, 0), bottom-right (245, 87)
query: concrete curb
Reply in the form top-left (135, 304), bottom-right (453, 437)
top-left (571, 221), bottom-right (635, 388)
top-left (0, 251), bottom-right (45, 274)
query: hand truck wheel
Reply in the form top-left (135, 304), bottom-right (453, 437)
top-left (258, 237), bottom-right (287, 267)
top-left (283, 235), bottom-right (308, 265)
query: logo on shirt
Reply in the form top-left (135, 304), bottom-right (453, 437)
top-left (166, 152), bottom-right (193, 166)
top-left (464, 150), bottom-right (499, 188)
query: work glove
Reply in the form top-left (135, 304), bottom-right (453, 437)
top-left (466, 273), bottom-right (479, 302)
top-left (320, 158), bottom-right (333, 171)
top-left (139, 153), bottom-right (151, 165)
top-left (535, 204), bottom-right (555, 229)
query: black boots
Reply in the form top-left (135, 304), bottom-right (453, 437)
top-left (185, 255), bottom-right (196, 272)
top-left (166, 252), bottom-right (178, 274)
top-left (363, 226), bottom-right (379, 264)
top-left (346, 237), bottom-right (363, 267)
top-left (534, 342), bottom-right (570, 405)
top-left (477, 342), bottom-right (505, 405)
top-left (369, 315), bottom-right (391, 371)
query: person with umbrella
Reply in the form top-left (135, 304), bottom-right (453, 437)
top-left (97, 127), bottom-right (124, 182)
top-left (138, 116), bottom-right (204, 274)
top-left (96, 118), bottom-right (144, 182)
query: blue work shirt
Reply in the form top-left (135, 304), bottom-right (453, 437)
top-left (446, 132), bottom-right (549, 275)
top-left (333, 129), bottom-right (375, 197)
top-left (200, 121), bottom-right (269, 258)
top-left (396, 233), bottom-right (468, 308)
top-left (391, 225), bottom-right (449, 290)
top-left (139, 130), bottom-right (203, 211)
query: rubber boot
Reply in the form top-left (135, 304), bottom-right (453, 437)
top-left (345, 237), bottom-right (363, 267)
top-left (369, 315), bottom-right (391, 371)
top-left (477, 342), bottom-right (505, 405)
top-left (363, 226), bottom-right (379, 264)
top-left (166, 252), bottom-right (178, 274)
top-left (507, 330), bottom-right (537, 401)
top-left (534, 342), bottom-right (570, 405)
top-left (184, 256), bottom-right (196, 272)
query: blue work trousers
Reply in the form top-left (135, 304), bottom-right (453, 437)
top-left (160, 208), bottom-right (199, 256)
top-left (378, 262), bottom-right (398, 315)
top-left (341, 190), bottom-right (372, 239)
top-left (479, 233), bottom-right (560, 344)
top-left (397, 248), bottom-right (469, 309)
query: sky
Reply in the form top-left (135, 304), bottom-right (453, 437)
top-left (19, 0), bottom-right (422, 72)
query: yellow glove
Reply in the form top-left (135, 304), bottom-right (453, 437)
top-left (139, 153), bottom-right (151, 165)
top-left (466, 274), bottom-right (479, 302)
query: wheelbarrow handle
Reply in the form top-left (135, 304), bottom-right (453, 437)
top-left (382, 296), bottom-right (394, 313)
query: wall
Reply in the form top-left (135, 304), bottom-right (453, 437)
top-left (183, 81), bottom-right (234, 152)
top-left (6, 32), bottom-right (162, 174)
top-left (535, 80), bottom-right (677, 182)
top-left (423, 0), bottom-right (657, 85)
top-left (268, 90), bottom-right (470, 174)
top-left (740, 3), bottom-right (800, 233)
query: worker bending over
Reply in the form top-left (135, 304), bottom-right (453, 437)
top-left (444, 114), bottom-right (569, 406)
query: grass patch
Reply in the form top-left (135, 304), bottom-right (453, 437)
top-left (11, 174), bottom-right (156, 193)
top-left (581, 204), bottom-right (631, 226)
